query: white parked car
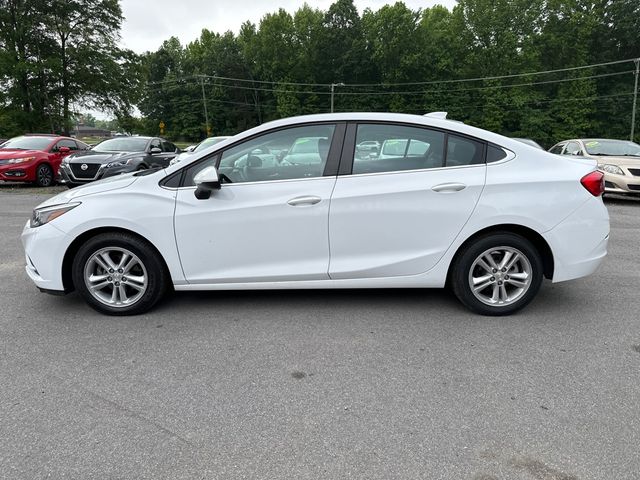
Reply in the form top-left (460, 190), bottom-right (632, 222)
top-left (169, 136), bottom-right (231, 166)
top-left (22, 113), bottom-right (609, 316)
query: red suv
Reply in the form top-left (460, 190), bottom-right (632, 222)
top-left (0, 134), bottom-right (91, 187)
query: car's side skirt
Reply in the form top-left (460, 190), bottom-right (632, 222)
top-left (173, 274), bottom-right (446, 291)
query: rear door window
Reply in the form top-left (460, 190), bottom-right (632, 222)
top-left (352, 124), bottom-right (445, 174)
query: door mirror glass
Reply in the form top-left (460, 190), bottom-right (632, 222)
top-left (150, 147), bottom-right (162, 154)
top-left (58, 146), bottom-right (70, 154)
top-left (193, 166), bottom-right (221, 199)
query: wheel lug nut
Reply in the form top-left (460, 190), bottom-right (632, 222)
top-left (122, 277), bottom-right (127, 282)
top-left (492, 269), bottom-right (497, 273)
top-left (107, 276), bottom-right (112, 282)
top-left (109, 269), bottom-right (114, 273)
top-left (118, 269), bottom-right (123, 273)
top-left (498, 281), bottom-right (503, 285)
top-left (490, 276), bottom-right (495, 281)
top-left (501, 268), bottom-right (506, 272)
top-left (505, 275), bottom-right (509, 280)
top-left (115, 281), bottom-right (120, 286)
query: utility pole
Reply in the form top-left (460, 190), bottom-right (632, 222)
top-left (330, 82), bottom-right (345, 113)
top-left (631, 58), bottom-right (639, 142)
top-left (200, 75), bottom-right (210, 137)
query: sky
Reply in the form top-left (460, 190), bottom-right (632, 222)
top-left (119, 0), bottom-right (457, 54)
top-left (91, 0), bottom-right (456, 120)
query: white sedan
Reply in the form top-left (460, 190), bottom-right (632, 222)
top-left (22, 113), bottom-right (609, 316)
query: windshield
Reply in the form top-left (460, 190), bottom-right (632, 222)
top-left (0, 136), bottom-right (53, 151)
top-left (93, 137), bottom-right (149, 152)
top-left (290, 137), bottom-right (322, 154)
top-left (584, 140), bottom-right (640, 157)
top-left (194, 136), bottom-right (229, 153)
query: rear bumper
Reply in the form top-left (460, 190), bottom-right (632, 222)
top-left (544, 196), bottom-right (610, 283)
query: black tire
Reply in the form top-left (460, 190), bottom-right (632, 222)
top-left (34, 163), bottom-right (54, 187)
top-left (71, 232), bottom-right (169, 315)
top-left (450, 233), bottom-right (544, 316)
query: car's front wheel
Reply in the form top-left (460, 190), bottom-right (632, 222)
top-left (450, 233), bottom-right (543, 316)
top-left (72, 233), bottom-right (169, 315)
top-left (34, 163), bottom-right (54, 187)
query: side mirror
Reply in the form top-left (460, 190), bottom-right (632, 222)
top-left (150, 147), bottom-right (162, 154)
top-left (193, 166), bottom-right (221, 200)
top-left (58, 146), bottom-right (71, 154)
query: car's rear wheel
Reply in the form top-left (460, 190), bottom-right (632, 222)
top-left (35, 164), bottom-right (53, 187)
top-left (450, 233), bottom-right (543, 316)
top-left (72, 233), bottom-right (168, 315)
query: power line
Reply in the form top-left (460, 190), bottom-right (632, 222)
top-left (336, 71), bottom-right (634, 96)
top-left (145, 58), bottom-right (637, 90)
top-left (145, 70), bottom-right (633, 97)
top-left (345, 58), bottom-right (638, 86)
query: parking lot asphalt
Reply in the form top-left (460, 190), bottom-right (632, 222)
top-left (1, 185), bottom-right (639, 480)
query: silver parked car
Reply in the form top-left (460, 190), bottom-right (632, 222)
top-left (549, 138), bottom-right (640, 195)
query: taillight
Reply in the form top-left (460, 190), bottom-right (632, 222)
top-left (580, 170), bottom-right (605, 197)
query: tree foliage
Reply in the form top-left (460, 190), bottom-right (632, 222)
top-left (0, 0), bottom-right (140, 136)
top-left (1, 0), bottom-right (639, 146)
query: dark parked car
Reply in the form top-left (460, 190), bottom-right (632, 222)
top-left (58, 136), bottom-right (180, 188)
top-left (0, 134), bottom-right (90, 186)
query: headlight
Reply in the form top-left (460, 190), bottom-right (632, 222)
top-left (30, 202), bottom-right (81, 228)
top-left (598, 164), bottom-right (624, 175)
top-left (105, 159), bottom-right (133, 168)
top-left (8, 156), bottom-right (36, 164)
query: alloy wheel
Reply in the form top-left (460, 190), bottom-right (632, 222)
top-left (468, 246), bottom-right (532, 307)
top-left (83, 247), bottom-right (148, 308)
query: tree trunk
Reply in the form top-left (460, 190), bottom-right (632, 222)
top-left (61, 37), bottom-right (70, 135)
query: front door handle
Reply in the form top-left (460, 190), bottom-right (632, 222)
top-left (431, 182), bottom-right (467, 193)
top-left (287, 195), bottom-right (322, 206)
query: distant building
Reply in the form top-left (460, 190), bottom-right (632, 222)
top-left (72, 125), bottom-right (111, 138)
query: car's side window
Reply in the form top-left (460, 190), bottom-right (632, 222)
top-left (183, 124), bottom-right (336, 187)
top-left (352, 124), bottom-right (445, 174)
top-left (564, 142), bottom-right (581, 155)
top-left (162, 141), bottom-right (176, 153)
top-left (54, 139), bottom-right (77, 151)
top-left (149, 139), bottom-right (162, 151)
top-left (446, 135), bottom-right (484, 166)
top-left (486, 144), bottom-right (507, 163)
top-left (550, 144), bottom-right (564, 154)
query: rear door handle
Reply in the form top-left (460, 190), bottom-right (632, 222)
top-left (431, 182), bottom-right (467, 193)
top-left (287, 195), bottom-right (322, 206)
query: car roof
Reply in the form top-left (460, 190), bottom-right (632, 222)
top-left (255, 112), bottom-right (524, 150)
top-left (580, 138), bottom-right (633, 143)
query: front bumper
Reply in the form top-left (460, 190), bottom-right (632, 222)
top-left (58, 163), bottom-right (134, 185)
top-left (21, 220), bottom-right (70, 291)
top-left (0, 163), bottom-right (32, 182)
top-left (603, 170), bottom-right (640, 194)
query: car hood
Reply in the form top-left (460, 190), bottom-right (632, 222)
top-left (589, 155), bottom-right (640, 167)
top-left (66, 150), bottom-right (145, 164)
top-left (36, 171), bottom-right (143, 209)
top-left (0, 149), bottom-right (42, 159)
